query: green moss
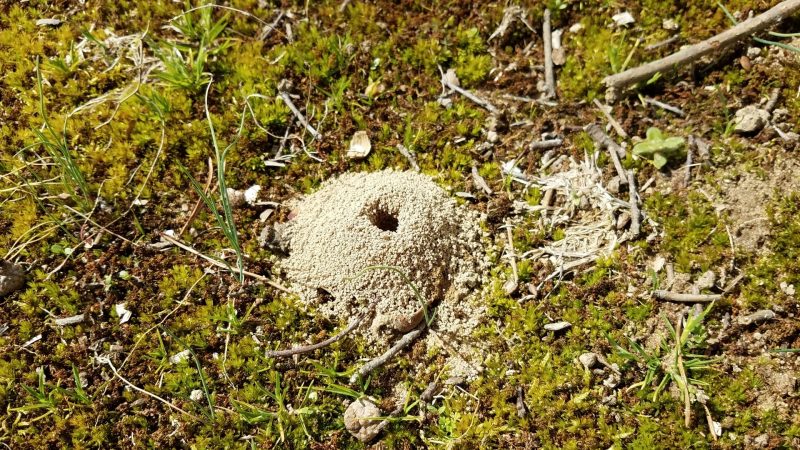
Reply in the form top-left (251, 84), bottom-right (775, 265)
top-left (645, 191), bottom-right (730, 273)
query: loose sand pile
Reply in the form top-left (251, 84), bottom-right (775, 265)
top-left (279, 170), bottom-right (488, 376)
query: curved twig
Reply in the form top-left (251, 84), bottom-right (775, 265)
top-left (267, 314), bottom-right (364, 357)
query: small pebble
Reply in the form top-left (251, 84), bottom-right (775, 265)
top-left (544, 321), bottom-right (572, 332)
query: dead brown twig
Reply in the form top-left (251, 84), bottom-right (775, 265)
top-left (585, 124), bottom-right (628, 185)
top-left (266, 314), bottom-right (364, 357)
top-left (602, 0), bottom-right (800, 102)
top-left (350, 326), bottom-right (424, 384)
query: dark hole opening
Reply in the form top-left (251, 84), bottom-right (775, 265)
top-left (369, 206), bottom-right (399, 232)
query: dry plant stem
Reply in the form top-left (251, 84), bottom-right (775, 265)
top-left (702, 403), bottom-right (719, 441)
top-left (471, 165), bottom-right (493, 195)
top-left (180, 157), bottom-right (214, 237)
top-left (675, 317), bottom-right (692, 428)
top-left (643, 96), bottom-right (686, 117)
top-left (396, 144), bottom-right (420, 172)
top-left (685, 136), bottom-right (694, 186)
top-left (529, 138), bottom-right (563, 150)
top-left (627, 170), bottom-right (641, 238)
top-left (259, 10), bottom-right (284, 41)
top-left (602, 0), bottom-right (800, 101)
top-left (118, 272), bottom-right (207, 371)
top-left (444, 80), bottom-right (500, 115)
top-left (158, 232), bottom-right (292, 293)
top-left (543, 9), bottom-right (556, 99)
top-left (54, 314), bottom-right (85, 326)
top-left (505, 222), bottom-right (519, 282)
top-left (278, 91), bottom-right (321, 139)
top-left (654, 290), bottom-right (722, 303)
top-left (100, 357), bottom-right (199, 421)
top-left (593, 99), bottom-right (628, 138)
top-left (350, 327), bottom-right (424, 384)
top-left (267, 314), bottom-right (364, 357)
top-left (765, 86), bottom-right (782, 112)
top-left (586, 124), bottom-right (628, 184)
top-left (645, 34), bottom-right (680, 51)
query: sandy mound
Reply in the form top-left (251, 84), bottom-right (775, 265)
top-left (279, 170), bottom-right (487, 364)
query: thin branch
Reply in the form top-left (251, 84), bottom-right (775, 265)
top-left (529, 138), bottom-right (563, 150)
top-left (159, 232), bottom-right (292, 293)
top-left (627, 170), bottom-right (641, 238)
top-left (593, 99), bottom-right (628, 138)
top-left (602, 0), bottom-right (800, 101)
top-left (642, 96), bottom-right (686, 117)
top-left (267, 314), bottom-right (364, 357)
top-left (586, 124), bottom-right (628, 184)
top-left (542, 9), bottom-right (556, 99)
top-left (653, 290), bottom-right (722, 303)
top-left (396, 144), bottom-right (420, 172)
top-left (443, 79), bottom-right (500, 115)
top-left (350, 327), bottom-right (424, 384)
top-left (278, 91), bottom-right (321, 139)
top-left (503, 221), bottom-right (519, 295)
top-left (685, 136), bottom-right (694, 187)
top-left (645, 34), bottom-right (680, 51)
top-left (98, 356), bottom-right (200, 421)
top-left (180, 157), bottom-right (215, 237)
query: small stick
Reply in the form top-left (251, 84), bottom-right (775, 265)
top-left (443, 79), bottom-right (500, 115)
top-left (500, 93), bottom-right (558, 107)
top-left (645, 34), bottom-right (680, 51)
top-left (278, 91), bottom-right (321, 139)
top-left (675, 317), bottom-right (692, 428)
top-left (54, 314), bottom-right (85, 326)
top-left (702, 403), bottom-right (719, 441)
top-left (515, 386), bottom-right (528, 418)
top-left (642, 96), bottom-right (686, 117)
top-left (267, 315), bottom-right (363, 357)
top-left (504, 222), bottom-right (519, 295)
top-left (180, 157), bottom-right (214, 237)
top-left (653, 290), bottom-right (722, 303)
top-left (529, 138), bottom-right (563, 150)
top-left (350, 327), bottom-right (423, 383)
top-left (684, 136), bottom-right (694, 186)
top-left (593, 99), bottom-right (628, 138)
top-left (471, 166), bottom-right (493, 195)
top-left (627, 170), bottom-right (641, 238)
top-left (586, 124), bottom-right (628, 184)
top-left (396, 144), bottom-right (420, 172)
top-left (764, 86), bottom-right (781, 112)
top-left (159, 232), bottom-right (292, 294)
top-left (543, 9), bottom-right (556, 99)
top-left (602, 0), bottom-right (800, 101)
top-left (259, 10), bottom-right (284, 41)
top-left (98, 356), bottom-right (199, 421)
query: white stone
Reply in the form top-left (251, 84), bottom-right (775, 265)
top-left (346, 131), bottom-right (372, 159)
top-left (344, 398), bottom-right (383, 443)
top-left (733, 105), bottom-right (770, 134)
top-left (612, 12), bottom-right (635, 27)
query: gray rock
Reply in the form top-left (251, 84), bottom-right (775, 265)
top-left (544, 321), bottom-right (572, 332)
top-left (0, 261), bottom-right (25, 297)
top-left (733, 106), bottom-right (770, 134)
top-left (344, 398), bottom-right (383, 443)
top-left (578, 352), bottom-right (599, 369)
top-left (694, 270), bottom-right (716, 290)
top-left (737, 309), bottom-right (776, 326)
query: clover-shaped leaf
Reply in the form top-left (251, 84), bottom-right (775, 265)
top-left (632, 127), bottom-right (685, 169)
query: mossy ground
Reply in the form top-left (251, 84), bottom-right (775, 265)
top-left (1, 1), bottom-right (799, 448)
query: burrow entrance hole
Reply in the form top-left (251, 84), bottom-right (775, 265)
top-left (367, 203), bottom-right (399, 232)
